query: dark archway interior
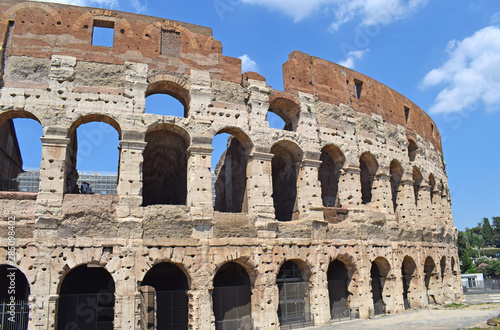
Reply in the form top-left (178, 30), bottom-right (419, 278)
top-left (319, 147), bottom-right (345, 207)
top-left (271, 144), bottom-right (299, 221)
top-left (277, 261), bottom-right (310, 325)
top-left (0, 265), bottom-right (30, 301)
top-left (440, 257), bottom-right (446, 281)
top-left (360, 153), bottom-right (378, 205)
top-left (424, 257), bottom-right (436, 304)
top-left (58, 265), bottom-right (115, 330)
top-left (408, 139), bottom-right (418, 161)
top-left (143, 130), bottom-right (187, 206)
top-left (370, 261), bottom-right (384, 313)
top-left (141, 262), bottom-right (189, 330)
top-left (390, 161), bottom-right (403, 213)
top-left (327, 260), bottom-right (349, 315)
top-left (214, 137), bottom-right (248, 213)
top-left (401, 257), bottom-right (416, 310)
top-left (213, 262), bottom-right (251, 329)
top-left (413, 168), bottom-right (422, 206)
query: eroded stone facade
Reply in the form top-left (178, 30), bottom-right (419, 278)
top-left (0, 0), bottom-right (461, 329)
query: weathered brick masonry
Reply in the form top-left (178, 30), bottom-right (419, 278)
top-left (0, 0), bottom-right (461, 329)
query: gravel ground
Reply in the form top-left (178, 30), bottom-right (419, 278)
top-left (312, 303), bottom-right (500, 330)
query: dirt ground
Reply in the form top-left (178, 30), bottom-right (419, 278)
top-left (313, 303), bottom-right (500, 330)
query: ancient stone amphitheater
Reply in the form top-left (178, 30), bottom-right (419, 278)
top-left (0, 0), bottom-right (462, 329)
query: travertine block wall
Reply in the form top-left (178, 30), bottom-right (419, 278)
top-left (0, 1), bottom-right (461, 329)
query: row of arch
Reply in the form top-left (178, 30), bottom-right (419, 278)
top-left (0, 254), bottom-right (458, 328)
top-left (0, 108), bottom-right (447, 222)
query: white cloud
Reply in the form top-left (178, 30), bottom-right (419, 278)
top-left (240, 0), bottom-right (335, 22)
top-left (129, 0), bottom-right (147, 13)
top-left (31, 0), bottom-right (119, 9)
top-left (421, 26), bottom-right (500, 114)
top-left (239, 54), bottom-right (259, 73)
top-left (338, 49), bottom-right (368, 68)
top-left (241, 0), bottom-right (426, 30)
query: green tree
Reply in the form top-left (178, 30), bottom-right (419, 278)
top-left (483, 217), bottom-right (494, 247)
top-left (492, 217), bottom-right (500, 247)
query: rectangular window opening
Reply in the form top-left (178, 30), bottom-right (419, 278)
top-left (354, 79), bottom-right (363, 99)
top-left (92, 20), bottom-right (114, 47)
top-left (404, 106), bottom-right (410, 124)
top-left (431, 123), bottom-right (434, 135)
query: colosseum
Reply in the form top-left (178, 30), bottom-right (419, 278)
top-left (0, 0), bottom-right (462, 329)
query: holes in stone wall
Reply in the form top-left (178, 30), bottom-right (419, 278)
top-left (92, 20), bottom-right (114, 47)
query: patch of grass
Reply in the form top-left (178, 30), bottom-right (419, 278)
top-left (443, 303), bottom-right (463, 308)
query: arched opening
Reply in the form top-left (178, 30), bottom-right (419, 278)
top-left (146, 94), bottom-right (185, 118)
top-left (0, 111), bottom-right (42, 192)
top-left (360, 153), bottom-right (378, 204)
top-left (146, 80), bottom-right (190, 118)
top-left (440, 256), bottom-right (446, 282)
top-left (0, 265), bottom-right (30, 327)
top-left (327, 259), bottom-right (350, 319)
top-left (408, 139), bottom-right (418, 162)
top-left (390, 160), bottom-right (403, 214)
top-left (267, 97), bottom-right (300, 131)
top-left (212, 129), bottom-right (251, 213)
top-left (66, 116), bottom-right (121, 195)
top-left (401, 256), bottom-right (417, 310)
top-left (142, 125), bottom-right (189, 206)
top-left (429, 174), bottom-right (436, 204)
top-left (271, 141), bottom-right (302, 221)
top-left (371, 257), bottom-right (390, 315)
top-left (277, 260), bottom-right (312, 327)
top-left (451, 256), bottom-right (456, 274)
top-left (424, 256), bottom-right (437, 304)
top-left (319, 145), bottom-right (345, 207)
top-left (57, 264), bottom-right (115, 330)
top-left (213, 262), bottom-right (252, 329)
top-left (413, 167), bottom-right (422, 206)
top-left (140, 262), bottom-right (189, 329)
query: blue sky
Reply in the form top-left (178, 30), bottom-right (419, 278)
top-left (15, 0), bottom-right (500, 231)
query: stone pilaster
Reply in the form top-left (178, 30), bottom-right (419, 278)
top-left (297, 156), bottom-right (323, 221)
top-left (338, 167), bottom-right (362, 207)
top-left (398, 179), bottom-right (417, 223)
top-left (372, 173), bottom-right (393, 214)
top-left (246, 80), bottom-right (270, 129)
top-left (246, 151), bottom-right (275, 226)
top-left (431, 189), bottom-right (442, 223)
top-left (189, 70), bottom-right (212, 119)
top-left (116, 141), bottom-right (147, 217)
top-left (417, 185), bottom-right (432, 224)
top-left (309, 267), bottom-right (330, 326)
top-left (35, 136), bottom-right (70, 238)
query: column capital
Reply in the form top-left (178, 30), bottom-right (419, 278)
top-left (187, 145), bottom-right (213, 157)
top-left (40, 136), bottom-right (70, 146)
top-left (301, 158), bottom-right (322, 168)
top-left (249, 151), bottom-right (274, 162)
top-left (343, 166), bottom-right (361, 174)
top-left (119, 140), bottom-right (147, 150)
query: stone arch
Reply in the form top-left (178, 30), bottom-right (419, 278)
top-left (390, 160), bottom-right (403, 214)
top-left (143, 123), bottom-right (190, 206)
top-left (0, 264), bottom-right (30, 326)
top-left (213, 261), bottom-right (253, 329)
top-left (424, 256), bottom-right (438, 304)
top-left (319, 144), bottom-right (346, 207)
top-left (1, 2), bottom-right (62, 27)
top-left (451, 256), bottom-right (457, 274)
top-left (142, 20), bottom-right (199, 50)
top-left (65, 114), bottom-right (122, 195)
top-left (146, 74), bottom-right (190, 117)
top-left (203, 36), bottom-right (222, 52)
top-left (401, 256), bottom-right (417, 310)
top-left (440, 256), bottom-right (446, 281)
top-left (57, 264), bottom-right (115, 330)
top-left (0, 109), bottom-right (42, 127)
top-left (371, 257), bottom-right (390, 315)
top-left (360, 152), bottom-right (378, 204)
top-left (413, 167), bottom-right (423, 206)
top-left (408, 138), bottom-right (418, 162)
top-left (267, 94), bottom-right (300, 131)
top-left (213, 127), bottom-right (253, 213)
top-left (140, 262), bottom-right (190, 329)
top-left (72, 9), bottom-right (134, 38)
top-left (429, 174), bottom-right (436, 204)
top-left (270, 140), bottom-right (303, 221)
top-left (276, 259), bottom-right (312, 327)
top-left (327, 259), bottom-right (351, 318)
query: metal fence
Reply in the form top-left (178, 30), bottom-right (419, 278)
top-left (215, 317), bottom-right (253, 330)
top-left (0, 300), bottom-right (29, 330)
top-left (330, 307), bottom-right (360, 322)
top-left (463, 277), bottom-right (500, 294)
top-left (279, 312), bottom-right (313, 329)
top-left (57, 292), bottom-right (114, 330)
top-left (373, 302), bottom-right (386, 316)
